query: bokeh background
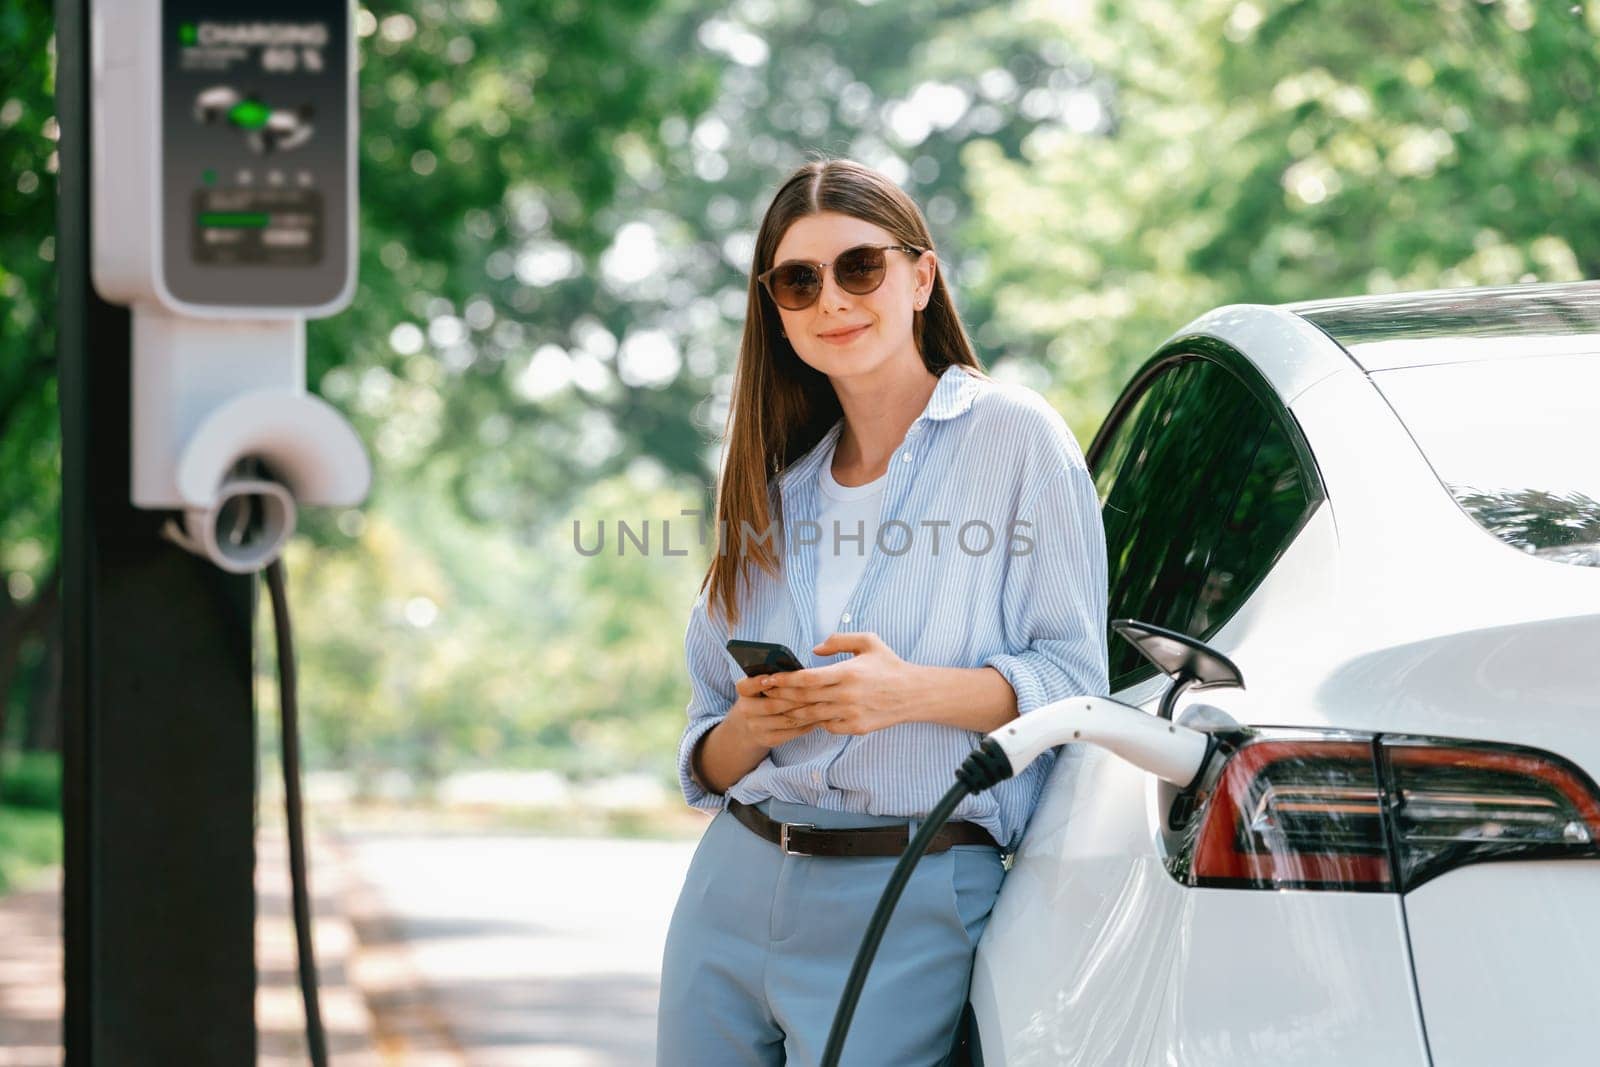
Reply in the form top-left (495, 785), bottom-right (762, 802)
top-left (2, 0), bottom-right (1598, 925)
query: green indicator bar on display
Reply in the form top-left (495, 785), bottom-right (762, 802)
top-left (199, 211), bottom-right (271, 228)
top-left (228, 100), bottom-right (271, 130)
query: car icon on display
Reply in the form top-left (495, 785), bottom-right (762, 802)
top-left (966, 281), bottom-right (1600, 1067)
top-left (193, 84), bottom-right (243, 126)
top-left (193, 85), bottom-right (315, 154)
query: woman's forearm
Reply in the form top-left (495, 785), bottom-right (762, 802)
top-left (691, 717), bottom-right (770, 796)
top-left (905, 664), bottom-right (1019, 734)
top-left (695, 664), bottom-right (1018, 793)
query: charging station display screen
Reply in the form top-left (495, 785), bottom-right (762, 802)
top-left (161, 2), bottom-right (351, 309)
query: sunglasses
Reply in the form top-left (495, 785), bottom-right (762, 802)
top-left (756, 242), bottom-right (925, 311)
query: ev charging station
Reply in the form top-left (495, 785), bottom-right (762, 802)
top-left (93, 0), bottom-right (367, 571)
top-left (58, 0), bottom-right (366, 1061)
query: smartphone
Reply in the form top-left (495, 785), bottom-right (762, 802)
top-left (726, 639), bottom-right (805, 677)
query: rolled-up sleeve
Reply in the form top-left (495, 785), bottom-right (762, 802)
top-left (983, 464), bottom-right (1110, 715)
top-left (676, 589), bottom-right (738, 811)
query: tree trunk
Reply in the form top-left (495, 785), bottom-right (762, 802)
top-left (0, 561), bottom-right (60, 750)
top-left (23, 616), bottom-right (62, 753)
top-left (0, 599), bottom-right (18, 749)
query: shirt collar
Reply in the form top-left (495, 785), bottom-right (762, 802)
top-left (777, 364), bottom-right (981, 492)
top-left (920, 362), bottom-right (982, 422)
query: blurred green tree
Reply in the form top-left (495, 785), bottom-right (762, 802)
top-left (961, 0), bottom-right (1599, 436)
top-left (0, 0), bottom-right (724, 759)
top-left (0, 2), bottom-right (60, 756)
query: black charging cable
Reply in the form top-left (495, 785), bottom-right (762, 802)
top-left (820, 738), bottom-right (1015, 1067)
top-left (265, 558), bottom-right (330, 1067)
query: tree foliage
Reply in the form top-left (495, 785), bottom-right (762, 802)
top-left (0, 2), bottom-right (59, 752)
top-left (963, 0), bottom-right (1599, 435)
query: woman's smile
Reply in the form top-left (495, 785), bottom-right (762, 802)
top-left (817, 323), bottom-right (871, 344)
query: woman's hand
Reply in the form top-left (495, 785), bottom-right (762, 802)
top-left (727, 674), bottom-right (824, 750)
top-left (691, 677), bottom-right (819, 794)
top-left (759, 632), bottom-right (918, 736)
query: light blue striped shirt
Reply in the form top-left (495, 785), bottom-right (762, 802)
top-left (677, 364), bottom-right (1110, 850)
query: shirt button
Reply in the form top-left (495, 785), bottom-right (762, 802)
top-left (812, 770), bottom-right (823, 784)
top-left (902, 452), bottom-right (912, 463)
top-left (840, 611), bottom-right (851, 623)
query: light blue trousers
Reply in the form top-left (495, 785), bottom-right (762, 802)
top-left (656, 797), bottom-right (1007, 1067)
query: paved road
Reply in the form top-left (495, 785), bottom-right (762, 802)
top-left (340, 830), bottom-right (701, 1067)
top-left (0, 830), bottom-right (381, 1067)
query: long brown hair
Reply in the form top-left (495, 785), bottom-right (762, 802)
top-left (699, 156), bottom-right (988, 630)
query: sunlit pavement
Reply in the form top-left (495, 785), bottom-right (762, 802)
top-left (0, 829), bottom-right (381, 1067)
top-left (0, 878), bottom-right (58, 1067)
top-left (0, 825), bottom-right (704, 1066)
top-left (340, 829), bottom-right (701, 1067)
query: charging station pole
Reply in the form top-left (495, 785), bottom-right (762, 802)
top-left (58, 0), bottom-right (259, 1060)
top-left (61, 0), bottom-right (363, 1056)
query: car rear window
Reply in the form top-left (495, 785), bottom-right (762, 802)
top-left (1371, 354), bottom-right (1600, 567)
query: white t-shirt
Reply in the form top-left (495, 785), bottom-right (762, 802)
top-left (813, 438), bottom-right (888, 643)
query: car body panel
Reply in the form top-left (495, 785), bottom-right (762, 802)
top-left (970, 746), bottom-right (1183, 1067)
top-left (1144, 888), bottom-right (1429, 1067)
top-left (972, 739), bottom-right (1432, 1067)
top-left (1402, 861), bottom-right (1600, 1067)
top-left (1281, 365), bottom-right (1600, 774)
top-left (1155, 303), bottom-right (1351, 403)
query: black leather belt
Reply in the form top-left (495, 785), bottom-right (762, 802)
top-left (727, 798), bottom-right (1002, 857)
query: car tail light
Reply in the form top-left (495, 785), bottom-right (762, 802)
top-left (1190, 738), bottom-right (1392, 891)
top-left (1382, 738), bottom-right (1600, 890)
top-left (1183, 733), bottom-right (1600, 892)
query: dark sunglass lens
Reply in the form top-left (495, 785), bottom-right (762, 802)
top-left (773, 264), bottom-right (820, 307)
top-left (836, 246), bottom-right (886, 292)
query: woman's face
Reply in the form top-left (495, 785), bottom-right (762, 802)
top-left (768, 211), bottom-right (936, 384)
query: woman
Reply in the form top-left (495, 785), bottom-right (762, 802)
top-left (656, 157), bottom-right (1109, 1066)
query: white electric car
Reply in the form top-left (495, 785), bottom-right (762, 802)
top-left (968, 281), bottom-right (1600, 1066)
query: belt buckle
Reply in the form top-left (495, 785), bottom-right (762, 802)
top-left (779, 821), bottom-right (815, 856)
